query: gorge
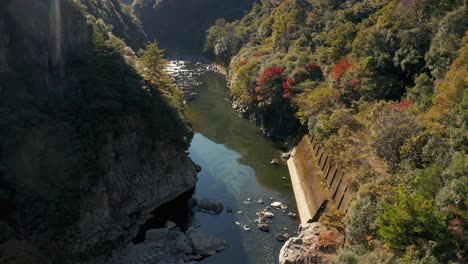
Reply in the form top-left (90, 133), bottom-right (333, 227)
top-left (1, 0), bottom-right (467, 264)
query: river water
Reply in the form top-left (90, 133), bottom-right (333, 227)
top-left (172, 59), bottom-right (299, 264)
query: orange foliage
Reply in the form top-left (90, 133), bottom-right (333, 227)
top-left (253, 52), bottom-right (264, 57)
top-left (388, 99), bottom-right (413, 112)
top-left (331, 59), bottom-right (353, 82)
top-left (428, 35), bottom-right (468, 121)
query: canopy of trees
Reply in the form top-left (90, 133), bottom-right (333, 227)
top-left (205, 0), bottom-right (468, 262)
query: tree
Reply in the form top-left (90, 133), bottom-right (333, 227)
top-left (370, 105), bottom-right (420, 171)
top-left (378, 191), bottom-right (446, 250)
top-left (139, 42), bottom-right (167, 81)
top-left (407, 73), bottom-right (434, 110)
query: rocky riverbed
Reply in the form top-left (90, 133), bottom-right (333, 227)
top-left (109, 221), bottom-right (228, 264)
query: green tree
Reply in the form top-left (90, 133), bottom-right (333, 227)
top-left (139, 42), bottom-right (167, 81)
top-left (378, 191), bottom-right (446, 250)
top-left (407, 73), bottom-right (434, 110)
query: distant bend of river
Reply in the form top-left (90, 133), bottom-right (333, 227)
top-left (169, 56), bottom-right (299, 264)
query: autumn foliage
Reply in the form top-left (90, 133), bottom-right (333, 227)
top-left (255, 66), bottom-right (286, 101)
top-left (282, 78), bottom-right (294, 98)
top-left (331, 59), bottom-right (353, 82)
top-left (388, 99), bottom-right (414, 112)
top-left (256, 66), bottom-right (284, 86)
top-left (239, 59), bottom-right (249, 66)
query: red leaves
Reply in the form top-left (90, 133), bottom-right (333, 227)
top-left (255, 66), bottom-right (287, 101)
top-left (257, 67), bottom-right (285, 86)
top-left (388, 99), bottom-right (413, 112)
top-left (253, 52), bottom-right (264, 57)
top-left (331, 59), bottom-right (353, 82)
top-left (282, 78), bottom-right (294, 98)
top-left (239, 59), bottom-right (249, 66)
top-left (306, 62), bottom-right (320, 70)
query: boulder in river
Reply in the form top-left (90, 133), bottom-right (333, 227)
top-left (275, 233), bottom-right (290, 242)
top-left (271, 202), bottom-right (282, 207)
top-left (263, 212), bottom-right (275, 218)
top-left (258, 223), bottom-right (270, 232)
top-left (281, 153), bottom-right (291, 160)
top-left (197, 198), bottom-right (223, 214)
top-left (288, 212), bottom-right (297, 218)
top-left (189, 230), bottom-right (228, 256)
top-left (270, 158), bottom-right (279, 165)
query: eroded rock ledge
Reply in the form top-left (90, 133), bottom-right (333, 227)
top-left (279, 223), bottom-right (344, 264)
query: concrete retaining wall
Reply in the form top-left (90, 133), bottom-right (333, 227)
top-left (287, 135), bottom-right (354, 223)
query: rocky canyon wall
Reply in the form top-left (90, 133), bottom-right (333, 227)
top-left (0, 0), bottom-right (197, 261)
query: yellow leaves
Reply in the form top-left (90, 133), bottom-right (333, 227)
top-left (295, 85), bottom-right (340, 117)
top-left (427, 33), bottom-right (468, 122)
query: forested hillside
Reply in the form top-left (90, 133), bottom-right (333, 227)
top-left (205, 0), bottom-right (467, 262)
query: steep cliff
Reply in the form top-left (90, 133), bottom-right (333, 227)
top-left (75, 0), bottom-right (147, 49)
top-left (0, 0), bottom-right (197, 261)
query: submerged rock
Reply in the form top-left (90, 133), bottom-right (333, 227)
top-left (275, 233), bottom-right (290, 242)
top-left (197, 199), bottom-right (223, 214)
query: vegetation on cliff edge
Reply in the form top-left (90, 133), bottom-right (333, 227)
top-left (205, 0), bottom-right (468, 262)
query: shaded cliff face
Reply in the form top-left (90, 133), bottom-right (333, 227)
top-left (76, 0), bottom-right (147, 50)
top-left (133, 0), bottom-right (254, 53)
top-left (0, 0), bottom-right (197, 261)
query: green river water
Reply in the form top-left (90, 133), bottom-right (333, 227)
top-left (181, 61), bottom-right (299, 264)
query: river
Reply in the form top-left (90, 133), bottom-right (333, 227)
top-left (170, 58), bottom-right (299, 264)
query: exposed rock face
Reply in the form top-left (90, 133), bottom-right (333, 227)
top-left (73, 115), bottom-right (197, 252)
top-left (0, 0), bottom-right (198, 261)
top-left (189, 229), bottom-right (228, 256)
top-left (279, 223), bottom-right (344, 264)
top-left (108, 226), bottom-right (227, 264)
top-left (0, 0), bottom-right (89, 90)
